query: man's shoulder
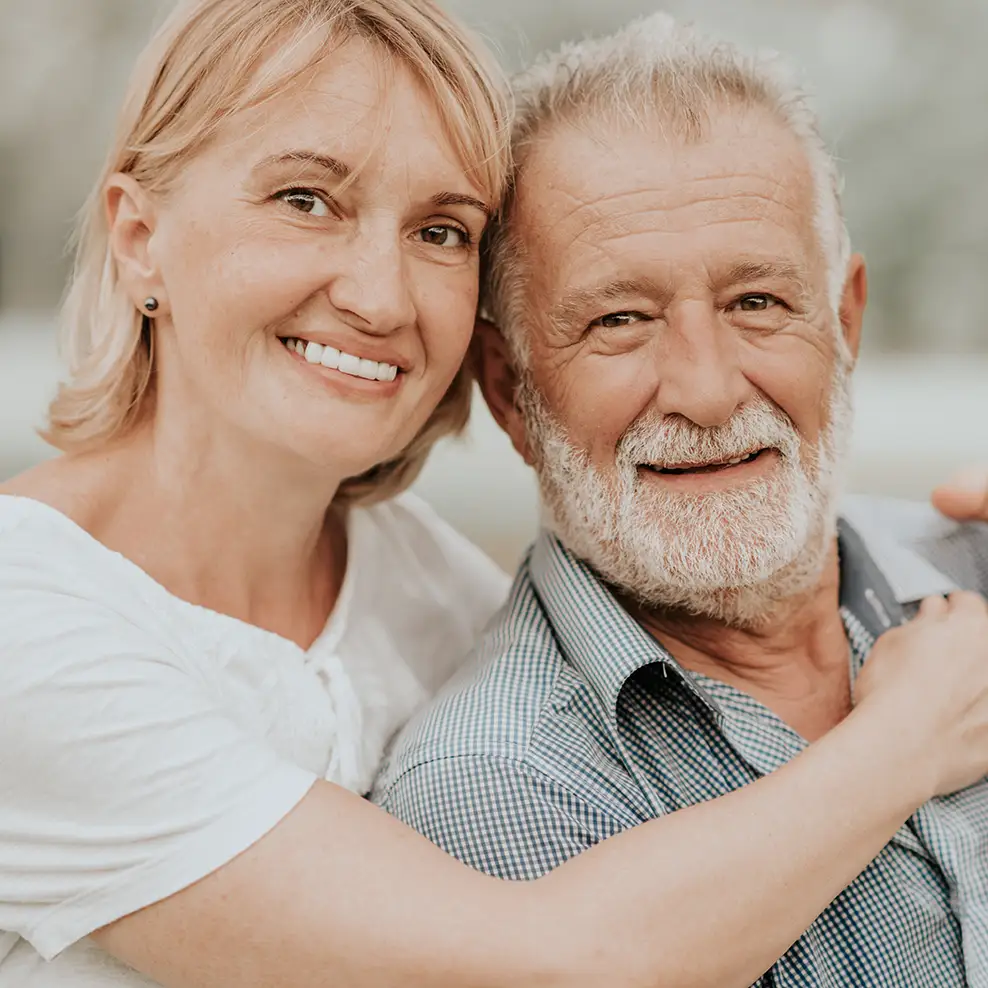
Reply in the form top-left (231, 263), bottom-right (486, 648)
top-left (841, 493), bottom-right (988, 594)
top-left (374, 569), bottom-right (572, 784)
top-left (370, 566), bottom-right (645, 879)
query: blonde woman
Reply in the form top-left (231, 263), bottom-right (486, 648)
top-left (1, 1), bottom-right (988, 986)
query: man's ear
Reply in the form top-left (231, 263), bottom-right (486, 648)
top-left (105, 173), bottom-right (166, 313)
top-left (472, 318), bottom-right (535, 466)
top-left (838, 253), bottom-right (868, 361)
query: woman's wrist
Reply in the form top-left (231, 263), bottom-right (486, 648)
top-left (826, 700), bottom-right (935, 822)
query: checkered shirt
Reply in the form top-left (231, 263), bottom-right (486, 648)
top-left (374, 496), bottom-right (988, 987)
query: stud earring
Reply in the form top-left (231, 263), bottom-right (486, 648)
top-left (143, 297), bottom-right (159, 314)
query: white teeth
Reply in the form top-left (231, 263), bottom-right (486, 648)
top-left (284, 336), bottom-right (400, 382)
top-left (357, 358), bottom-right (379, 381)
top-left (728, 458), bottom-right (742, 465)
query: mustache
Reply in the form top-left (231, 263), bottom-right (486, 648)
top-left (618, 395), bottom-right (801, 469)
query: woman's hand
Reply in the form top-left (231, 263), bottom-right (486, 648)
top-left (854, 591), bottom-right (988, 798)
top-left (932, 467), bottom-right (988, 522)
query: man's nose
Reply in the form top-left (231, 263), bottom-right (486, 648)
top-left (326, 227), bottom-right (416, 336)
top-left (653, 302), bottom-right (753, 427)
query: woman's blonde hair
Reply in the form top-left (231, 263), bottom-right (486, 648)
top-left (47, 0), bottom-right (510, 506)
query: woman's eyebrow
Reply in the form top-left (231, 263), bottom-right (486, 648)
top-left (249, 157), bottom-right (490, 217)
top-left (430, 191), bottom-right (492, 219)
top-left (252, 150), bottom-right (351, 178)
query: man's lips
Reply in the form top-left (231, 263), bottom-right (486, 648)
top-left (642, 447), bottom-right (774, 476)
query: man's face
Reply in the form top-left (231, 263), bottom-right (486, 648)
top-left (483, 105), bottom-right (867, 624)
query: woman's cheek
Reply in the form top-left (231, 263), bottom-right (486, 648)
top-left (421, 283), bottom-right (478, 370)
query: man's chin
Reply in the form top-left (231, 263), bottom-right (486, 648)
top-left (626, 511), bottom-right (838, 625)
top-left (552, 491), bottom-right (837, 626)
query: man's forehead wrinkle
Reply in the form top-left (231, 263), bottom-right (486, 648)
top-left (549, 209), bottom-right (812, 268)
top-left (530, 178), bottom-right (811, 248)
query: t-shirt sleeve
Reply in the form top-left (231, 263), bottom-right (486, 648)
top-left (0, 589), bottom-right (317, 960)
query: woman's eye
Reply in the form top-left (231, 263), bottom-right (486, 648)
top-left (418, 225), bottom-right (469, 248)
top-left (274, 189), bottom-right (332, 218)
top-left (591, 312), bottom-right (645, 330)
top-left (736, 294), bottom-right (779, 312)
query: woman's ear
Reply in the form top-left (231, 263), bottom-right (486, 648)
top-left (105, 173), bottom-right (166, 313)
top-left (472, 319), bottom-right (535, 466)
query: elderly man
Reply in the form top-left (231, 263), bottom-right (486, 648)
top-left (375, 15), bottom-right (988, 987)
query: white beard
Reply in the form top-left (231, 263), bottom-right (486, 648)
top-left (521, 362), bottom-right (854, 629)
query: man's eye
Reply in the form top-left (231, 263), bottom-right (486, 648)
top-left (418, 225), bottom-right (470, 248)
top-left (274, 188), bottom-right (332, 218)
top-left (736, 294), bottom-right (780, 312)
top-left (591, 312), bottom-right (645, 330)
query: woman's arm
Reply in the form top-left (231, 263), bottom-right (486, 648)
top-left (93, 592), bottom-right (988, 988)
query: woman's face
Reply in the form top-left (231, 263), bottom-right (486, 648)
top-left (131, 39), bottom-right (491, 479)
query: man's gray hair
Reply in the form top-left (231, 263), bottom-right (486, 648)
top-left (482, 13), bottom-right (852, 368)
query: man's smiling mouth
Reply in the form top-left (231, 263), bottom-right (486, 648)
top-left (642, 447), bottom-right (774, 476)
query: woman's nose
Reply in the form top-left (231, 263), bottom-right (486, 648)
top-left (326, 228), bottom-right (416, 336)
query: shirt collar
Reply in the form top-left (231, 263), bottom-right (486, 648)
top-left (529, 514), bottom-right (960, 720)
top-left (838, 515), bottom-right (959, 610)
top-left (529, 531), bottom-right (718, 721)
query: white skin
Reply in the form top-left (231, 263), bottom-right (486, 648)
top-left (5, 39), bottom-right (988, 988)
top-left (480, 106), bottom-right (870, 741)
top-left (12, 39), bottom-right (490, 649)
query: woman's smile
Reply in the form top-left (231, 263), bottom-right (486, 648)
top-left (280, 335), bottom-right (405, 393)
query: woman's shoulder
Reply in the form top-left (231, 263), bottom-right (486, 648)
top-left (0, 493), bottom-right (100, 576)
top-left (352, 493), bottom-right (511, 619)
top-left (1, 493), bottom-right (108, 570)
top-left (0, 494), bottom-right (168, 643)
top-left (340, 494), bottom-right (512, 705)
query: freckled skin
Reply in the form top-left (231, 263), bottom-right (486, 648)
top-left (508, 107), bottom-right (863, 472)
top-left (142, 38), bottom-right (490, 479)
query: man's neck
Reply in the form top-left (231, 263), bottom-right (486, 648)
top-left (631, 544), bottom-right (851, 741)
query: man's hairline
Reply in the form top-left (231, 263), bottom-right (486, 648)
top-left (488, 106), bottom-right (850, 368)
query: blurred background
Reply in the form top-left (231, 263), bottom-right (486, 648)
top-left (1, 0), bottom-right (986, 568)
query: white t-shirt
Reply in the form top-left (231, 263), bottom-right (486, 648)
top-left (0, 493), bottom-right (510, 987)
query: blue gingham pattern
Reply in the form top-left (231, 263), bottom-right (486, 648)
top-left (375, 497), bottom-right (988, 987)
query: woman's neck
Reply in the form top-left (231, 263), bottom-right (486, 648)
top-left (9, 414), bottom-right (349, 649)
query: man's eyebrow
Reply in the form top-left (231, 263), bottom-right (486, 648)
top-left (552, 277), bottom-right (671, 325)
top-left (430, 191), bottom-right (492, 219)
top-left (252, 150), bottom-right (351, 178)
top-left (727, 261), bottom-right (810, 284)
